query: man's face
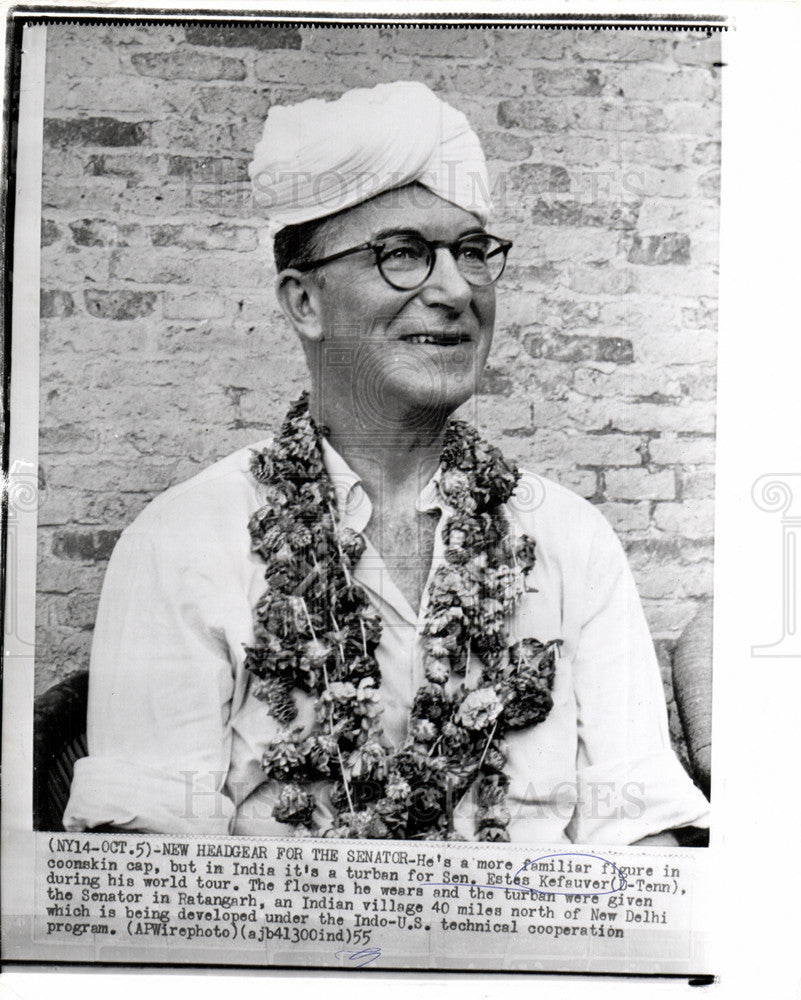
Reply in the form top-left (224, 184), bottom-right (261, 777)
top-left (307, 184), bottom-right (496, 427)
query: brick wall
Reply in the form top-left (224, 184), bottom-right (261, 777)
top-left (35, 23), bottom-right (720, 695)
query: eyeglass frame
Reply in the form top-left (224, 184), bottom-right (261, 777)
top-left (289, 230), bottom-right (514, 290)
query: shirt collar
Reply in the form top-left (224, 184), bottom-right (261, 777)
top-left (320, 438), bottom-right (444, 533)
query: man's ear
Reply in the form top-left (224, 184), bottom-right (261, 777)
top-left (275, 269), bottom-right (326, 343)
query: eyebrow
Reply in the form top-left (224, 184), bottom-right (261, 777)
top-left (371, 226), bottom-right (489, 241)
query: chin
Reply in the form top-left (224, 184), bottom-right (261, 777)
top-left (360, 378), bottom-right (477, 430)
top-left (345, 341), bottom-right (487, 430)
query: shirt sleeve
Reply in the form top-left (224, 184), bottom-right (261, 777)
top-left (565, 513), bottom-right (710, 844)
top-left (63, 521), bottom-right (238, 835)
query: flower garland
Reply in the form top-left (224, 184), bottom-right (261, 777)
top-left (244, 392), bottom-right (561, 841)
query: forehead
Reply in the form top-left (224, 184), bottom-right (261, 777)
top-left (323, 184), bottom-right (484, 249)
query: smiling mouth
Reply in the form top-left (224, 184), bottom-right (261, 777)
top-left (399, 333), bottom-right (471, 346)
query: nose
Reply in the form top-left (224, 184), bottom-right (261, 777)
top-left (418, 247), bottom-right (473, 313)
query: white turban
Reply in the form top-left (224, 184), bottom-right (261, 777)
top-left (248, 80), bottom-right (491, 227)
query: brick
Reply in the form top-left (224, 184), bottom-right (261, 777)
top-left (41, 593), bottom-right (97, 630)
top-left (84, 153), bottom-right (160, 183)
top-left (198, 85), bottom-right (274, 118)
top-left (671, 34), bottom-right (722, 68)
top-left (52, 529), bottom-right (121, 561)
top-left (36, 558), bottom-right (106, 594)
top-left (42, 316), bottom-right (156, 356)
top-left (681, 300), bottom-right (717, 329)
top-left (635, 198), bottom-right (719, 233)
top-left (35, 487), bottom-right (141, 528)
top-left (566, 167), bottom-right (651, 203)
top-left (675, 367), bottom-right (717, 402)
top-left (528, 198), bottom-right (640, 230)
top-left (148, 223), bottom-right (258, 251)
top-left (636, 559), bottom-right (713, 600)
top-left (69, 218), bottom-right (145, 247)
top-left (42, 146), bottom-right (87, 180)
top-left (130, 51), bottom-right (246, 82)
top-left (637, 167), bottom-right (696, 199)
top-left (40, 424), bottom-right (100, 454)
top-left (33, 631), bottom-right (93, 689)
top-left (523, 331), bottom-right (633, 365)
top-left (162, 293), bottom-right (228, 320)
top-left (654, 500), bottom-right (715, 537)
top-left (41, 243), bottom-right (112, 286)
top-left (229, 293), bottom-right (285, 325)
top-left (613, 401), bottom-right (715, 434)
top-left (184, 24), bottom-right (301, 49)
top-left (534, 466), bottom-right (598, 500)
top-left (45, 36), bottom-right (124, 78)
top-left (627, 232), bottom-right (690, 265)
top-left (117, 182), bottom-right (214, 218)
top-left (481, 132), bottom-right (534, 162)
top-left (508, 163), bottom-right (571, 195)
top-left (490, 27), bottom-right (567, 62)
top-left (649, 436), bottom-right (715, 465)
top-left (619, 136), bottom-right (697, 168)
top-left (528, 228), bottom-right (621, 263)
top-left (497, 99), bottom-right (669, 135)
top-left (531, 428), bottom-right (643, 468)
top-left (41, 220), bottom-right (61, 246)
top-left (698, 170), bottom-right (720, 199)
top-left (84, 289), bottom-right (157, 320)
top-left (46, 455), bottom-right (182, 493)
top-left (109, 248), bottom-right (266, 288)
top-left (536, 297), bottom-right (601, 328)
top-left (51, 78), bottom-right (179, 115)
top-left (570, 433), bottom-right (643, 467)
top-left (605, 468), bottom-right (675, 501)
top-left (644, 598), bottom-right (699, 640)
top-left (255, 52), bottom-right (418, 92)
top-left (626, 537), bottom-right (713, 567)
top-left (680, 469), bottom-right (716, 500)
top-left (167, 155), bottom-right (249, 184)
top-left (303, 26), bottom-right (382, 55)
top-left (573, 365), bottom-right (683, 401)
top-left (571, 469), bottom-right (603, 499)
top-left (633, 265), bottom-right (718, 299)
top-left (665, 103), bottom-right (721, 135)
top-left (693, 141), bottom-right (721, 165)
top-left (40, 290), bottom-right (75, 318)
top-left (387, 26), bottom-right (486, 59)
top-left (44, 117), bottom-right (149, 148)
top-left (596, 501), bottom-right (651, 533)
top-left (620, 66), bottom-right (714, 103)
top-left (148, 120), bottom-right (236, 154)
top-left (500, 264), bottom-right (562, 294)
top-left (479, 367), bottom-right (514, 395)
top-left (633, 326), bottom-right (717, 366)
top-left (568, 263), bottom-right (634, 296)
top-left (574, 31), bottom-right (669, 63)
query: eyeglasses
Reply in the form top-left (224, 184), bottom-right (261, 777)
top-left (292, 231), bottom-right (513, 290)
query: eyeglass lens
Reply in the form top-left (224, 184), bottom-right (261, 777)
top-left (377, 234), bottom-right (507, 288)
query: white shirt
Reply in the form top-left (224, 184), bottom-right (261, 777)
top-left (64, 438), bottom-right (710, 842)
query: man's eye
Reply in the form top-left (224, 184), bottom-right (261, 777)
top-left (383, 242), bottom-right (425, 261)
top-left (459, 243), bottom-right (489, 263)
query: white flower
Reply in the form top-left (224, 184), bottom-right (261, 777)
top-left (456, 687), bottom-right (503, 730)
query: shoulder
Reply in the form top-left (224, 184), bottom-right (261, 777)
top-left (509, 468), bottom-right (623, 563)
top-left (121, 438), bottom-right (272, 547)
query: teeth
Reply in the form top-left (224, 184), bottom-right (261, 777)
top-left (403, 334), bottom-right (464, 345)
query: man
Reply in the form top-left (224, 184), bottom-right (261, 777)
top-left (64, 81), bottom-right (709, 842)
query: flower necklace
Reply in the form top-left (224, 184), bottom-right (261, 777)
top-left (245, 392), bottom-right (560, 841)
